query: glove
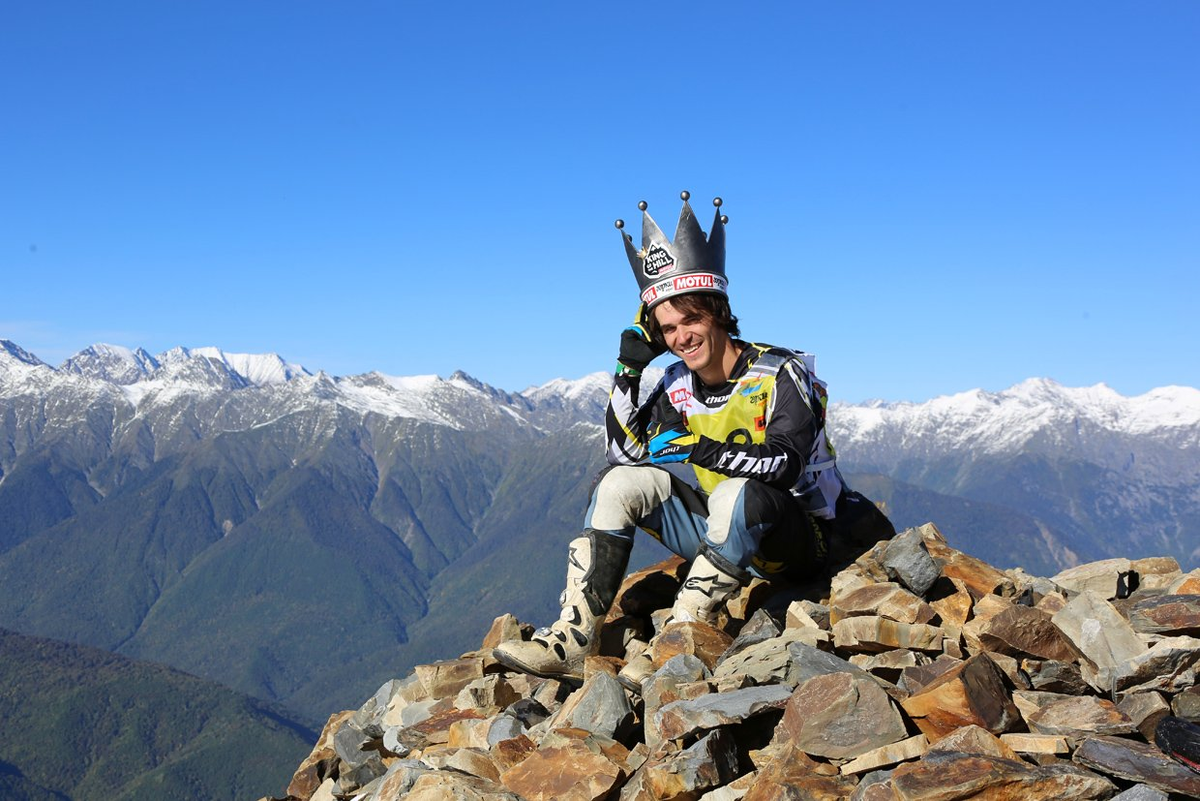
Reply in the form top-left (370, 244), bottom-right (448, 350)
top-left (617, 303), bottom-right (667, 376)
top-left (648, 428), bottom-right (698, 464)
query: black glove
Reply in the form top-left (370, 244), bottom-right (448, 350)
top-left (617, 304), bottom-right (667, 376)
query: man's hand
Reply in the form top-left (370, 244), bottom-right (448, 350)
top-left (617, 303), bottom-right (667, 376)
top-left (648, 428), bottom-right (698, 464)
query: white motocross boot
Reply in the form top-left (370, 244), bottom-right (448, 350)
top-left (617, 551), bottom-right (745, 692)
top-left (493, 530), bottom-right (632, 682)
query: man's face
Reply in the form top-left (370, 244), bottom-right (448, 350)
top-left (653, 298), bottom-right (728, 382)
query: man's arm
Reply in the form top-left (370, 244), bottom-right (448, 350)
top-left (605, 305), bottom-right (669, 465)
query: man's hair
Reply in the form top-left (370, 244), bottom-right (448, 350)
top-left (648, 293), bottom-right (741, 346)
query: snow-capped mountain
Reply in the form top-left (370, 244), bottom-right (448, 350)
top-left (0, 338), bottom-right (1197, 729)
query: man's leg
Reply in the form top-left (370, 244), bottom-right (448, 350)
top-left (493, 465), bottom-right (701, 681)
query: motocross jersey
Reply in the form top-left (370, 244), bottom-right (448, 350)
top-left (605, 342), bottom-right (843, 518)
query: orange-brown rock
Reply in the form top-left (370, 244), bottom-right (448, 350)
top-left (926, 723), bottom-right (1020, 760)
top-left (1128, 594), bottom-right (1200, 636)
top-left (830, 581), bottom-right (938, 625)
top-left (287, 709), bottom-right (354, 801)
top-left (742, 744), bottom-right (857, 801)
top-left (481, 613), bottom-right (526, 649)
top-left (901, 653), bottom-right (1020, 741)
top-left (500, 734), bottom-right (627, 801)
top-left (833, 615), bottom-right (942, 653)
top-left (489, 734), bottom-right (536, 773)
top-left (1024, 694), bottom-right (1136, 737)
top-left (1167, 569), bottom-right (1200, 595)
top-left (929, 578), bottom-right (973, 627)
top-left (414, 657), bottom-right (485, 700)
top-left (651, 621), bottom-right (734, 671)
top-left (891, 750), bottom-right (1114, 800)
top-left (404, 770), bottom-right (520, 800)
top-left (923, 538), bottom-right (1017, 599)
top-left (977, 604), bottom-right (1081, 662)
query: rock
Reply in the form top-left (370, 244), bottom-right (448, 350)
top-left (499, 730), bottom-right (630, 801)
top-left (896, 654), bottom-right (962, 695)
top-left (1167, 569), bottom-right (1200, 595)
top-left (779, 671), bottom-right (908, 759)
top-left (388, 706), bottom-right (484, 753)
top-left (1128, 594), bottom-right (1200, 636)
top-left (848, 770), bottom-right (895, 801)
top-left (711, 627), bottom-right (828, 686)
top-left (849, 649), bottom-right (923, 683)
top-left (655, 684), bottom-right (792, 742)
top-left (697, 771), bottom-right (756, 800)
top-left (783, 640), bottom-right (887, 690)
top-left (613, 556), bottom-right (686, 617)
top-left (1051, 591), bottom-right (1147, 692)
top-left (1118, 691), bottom-right (1172, 741)
top-left (926, 724), bottom-right (1020, 760)
top-left (1110, 786), bottom-right (1169, 801)
top-left (831, 581), bottom-right (937, 625)
top-left (414, 657), bottom-right (486, 700)
top-left (482, 613), bottom-right (526, 649)
top-left (1112, 635), bottom-right (1200, 694)
top-left (721, 608), bottom-right (783, 661)
top-left (929, 579), bottom-right (973, 628)
top-left (618, 728), bottom-right (738, 800)
top-left (840, 734), bottom-right (928, 775)
top-left (489, 734), bottom-right (536, 774)
top-left (404, 770), bottom-right (521, 800)
top-left (448, 713), bottom-right (525, 750)
top-left (923, 536), bottom-right (1016, 599)
top-left (443, 748), bottom-right (502, 782)
top-left (832, 615), bottom-right (942, 653)
top-left (1000, 733), bottom-right (1070, 755)
top-left (1020, 658), bottom-right (1090, 694)
top-left (1172, 684), bottom-right (1200, 721)
top-left (785, 600), bottom-right (827, 631)
top-left (1051, 558), bottom-right (1134, 598)
top-left (1073, 735), bottom-right (1200, 797)
top-left (900, 654), bottom-right (1021, 741)
top-left (742, 743), bottom-right (858, 800)
top-left (545, 671), bottom-right (633, 741)
top-left (456, 674), bottom-right (523, 713)
top-left (977, 605), bottom-right (1080, 662)
top-left (332, 719), bottom-right (374, 768)
top-left (1023, 694), bottom-right (1136, 737)
top-left (368, 760), bottom-right (434, 801)
top-left (652, 622), bottom-right (734, 672)
top-left (880, 526), bottom-right (941, 597)
top-left (643, 653), bottom-right (709, 749)
top-left (288, 709), bottom-right (353, 800)
top-left (890, 751), bottom-right (1115, 800)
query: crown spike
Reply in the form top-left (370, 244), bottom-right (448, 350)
top-left (615, 219), bottom-right (624, 229)
top-left (713, 197), bottom-right (722, 208)
top-left (680, 190), bottom-right (691, 201)
top-left (638, 200), bottom-right (648, 211)
top-left (673, 194), bottom-right (706, 267)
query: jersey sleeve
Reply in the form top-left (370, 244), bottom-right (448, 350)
top-left (688, 358), bottom-right (817, 489)
top-left (605, 372), bottom-right (668, 465)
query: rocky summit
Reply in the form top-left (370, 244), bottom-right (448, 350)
top-left (262, 523), bottom-right (1200, 800)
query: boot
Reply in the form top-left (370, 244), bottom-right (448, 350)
top-left (493, 530), bottom-right (631, 682)
top-left (617, 551), bottom-right (745, 692)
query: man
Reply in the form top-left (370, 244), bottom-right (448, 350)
top-left (494, 192), bottom-right (880, 691)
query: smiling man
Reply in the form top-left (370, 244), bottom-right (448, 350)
top-left (494, 192), bottom-right (889, 692)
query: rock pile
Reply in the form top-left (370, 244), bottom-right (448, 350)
top-left (263, 523), bottom-right (1200, 800)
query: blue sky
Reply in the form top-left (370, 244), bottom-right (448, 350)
top-left (3, 1), bottom-right (1197, 402)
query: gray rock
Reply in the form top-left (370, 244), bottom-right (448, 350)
top-left (620, 728), bottom-right (739, 801)
top-left (364, 759), bottom-right (433, 801)
top-left (1113, 635), bottom-right (1200, 694)
top-left (1051, 591), bottom-right (1146, 692)
top-left (1110, 785), bottom-right (1169, 801)
top-left (545, 670), bottom-right (633, 740)
top-left (333, 720), bottom-right (373, 768)
top-left (1073, 735), bottom-right (1200, 797)
top-left (719, 607), bottom-right (783, 661)
top-left (485, 713), bottom-right (525, 747)
top-left (655, 684), bottom-right (793, 741)
top-left (711, 627), bottom-right (825, 685)
top-left (644, 653), bottom-right (709, 748)
top-left (881, 526), bottom-right (940, 597)
top-left (780, 671), bottom-right (908, 759)
top-left (338, 754), bottom-right (387, 794)
top-left (353, 677), bottom-right (408, 736)
top-left (785, 639), bottom-right (889, 689)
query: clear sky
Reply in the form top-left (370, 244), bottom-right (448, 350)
top-left (4, 1), bottom-right (1197, 402)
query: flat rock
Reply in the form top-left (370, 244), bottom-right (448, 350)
top-left (1113, 635), bottom-right (1200, 694)
top-left (922, 537), bottom-right (1016, 599)
top-left (1073, 735), bottom-right (1200, 797)
top-left (656, 684), bottom-right (792, 742)
top-left (643, 653), bottom-right (709, 748)
top-left (977, 605), bottom-right (1080, 662)
top-left (897, 654), bottom-right (963, 696)
top-left (831, 581), bottom-right (937, 625)
top-left (1024, 694), bottom-right (1136, 737)
top-left (891, 751), bottom-right (1115, 800)
top-left (927, 724), bottom-right (1020, 760)
top-left (1128, 594), bottom-right (1200, 636)
top-left (1118, 691), bottom-right (1172, 741)
top-left (779, 671), bottom-right (908, 760)
top-left (1000, 733), bottom-right (1070, 755)
top-left (711, 627), bottom-right (828, 686)
top-left (900, 654), bottom-right (1020, 741)
top-left (1110, 784), bottom-right (1169, 801)
top-left (1167, 569), bottom-right (1200, 595)
top-left (840, 734), bottom-right (928, 775)
top-left (833, 615), bottom-right (942, 653)
top-left (652, 621), bottom-right (734, 672)
top-left (1051, 558), bottom-right (1133, 598)
top-left (1020, 658), bottom-right (1090, 694)
top-left (414, 658), bottom-right (486, 700)
top-left (1051, 591), bottom-right (1146, 692)
top-left (288, 709), bottom-right (353, 799)
top-left (783, 640), bottom-right (887, 690)
top-left (500, 733), bottom-right (628, 801)
top-left (929, 579), bottom-right (973, 627)
top-left (721, 608), bottom-right (784, 661)
top-left (404, 770), bottom-right (521, 801)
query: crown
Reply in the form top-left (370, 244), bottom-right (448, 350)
top-left (615, 190), bottom-right (729, 308)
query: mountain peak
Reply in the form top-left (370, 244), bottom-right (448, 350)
top-left (0, 339), bottom-right (47, 367)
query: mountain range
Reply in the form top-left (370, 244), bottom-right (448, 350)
top-left (1, 338), bottom-right (1197, 795)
